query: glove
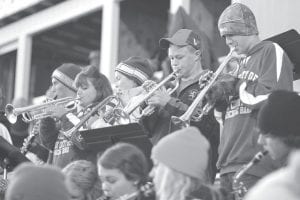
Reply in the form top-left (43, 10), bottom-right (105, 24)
top-left (206, 73), bottom-right (239, 112)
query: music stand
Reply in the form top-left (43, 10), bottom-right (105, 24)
top-left (80, 123), bottom-right (153, 160)
top-left (265, 29), bottom-right (300, 75)
top-left (0, 137), bottom-right (30, 173)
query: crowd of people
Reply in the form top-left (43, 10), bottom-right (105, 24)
top-left (0, 3), bottom-right (299, 200)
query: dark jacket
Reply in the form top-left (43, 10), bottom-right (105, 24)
top-left (141, 76), bottom-right (220, 183)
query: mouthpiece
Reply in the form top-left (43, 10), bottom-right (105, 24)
top-left (252, 150), bottom-right (268, 165)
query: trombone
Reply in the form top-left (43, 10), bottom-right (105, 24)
top-left (103, 69), bottom-right (180, 124)
top-left (171, 48), bottom-right (236, 128)
top-left (63, 95), bottom-right (119, 137)
top-left (5, 97), bottom-right (79, 124)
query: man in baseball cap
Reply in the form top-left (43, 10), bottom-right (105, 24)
top-left (141, 28), bottom-right (220, 184)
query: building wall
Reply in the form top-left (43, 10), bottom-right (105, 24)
top-left (234, 0), bottom-right (300, 40)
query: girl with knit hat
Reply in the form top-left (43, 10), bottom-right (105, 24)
top-left (113, 56), bottom-right (153, 123)
top-left (97, 143), bottom-right (154, 200)
top-left (150, 126), bottom-right (228, 200)
top-left (63, 160), bottom-right (102, 200)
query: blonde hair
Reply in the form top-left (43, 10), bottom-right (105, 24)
top-left (156, 163), bottom-right (203, 200)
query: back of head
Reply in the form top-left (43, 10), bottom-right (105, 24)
top-left (218, 3), bottom-right (258, 37)
top-left (151, 126), bottom-right (210, 182)
top-left (98, 143), bottom-right (149, 184)
top-left (6, 163), bottom-right (69, 200)
top-left (258, 90), bottom-right (300, 147)
top-left (63, 160), bottom-right (102, 199)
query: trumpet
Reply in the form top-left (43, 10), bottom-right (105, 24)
top-left (5, 97), bottom-right (79, 124)
top-left (103, 70), bottom-right (180, 125)
top-left (125, 69), bottom-right (179, 116)
top-left (171, 48), bottom-right (236, 128)
top-left (63, 95), bottom-right (119, 137)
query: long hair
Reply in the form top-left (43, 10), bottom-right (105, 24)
top-left (74, 65), bottom-right (113, 103)
top-left (155, 163), bottom-right (203, 200)
top-left (98, 143), bottom-right (149, 186)
top-left (63, 160), bottom-right (103, 200)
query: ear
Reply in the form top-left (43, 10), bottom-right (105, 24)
top-left (194, 50), bottom-right (202, 61)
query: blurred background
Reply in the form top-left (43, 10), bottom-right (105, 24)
top-left (0, 0), bottom-right (299, 109)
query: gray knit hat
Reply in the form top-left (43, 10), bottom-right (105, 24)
top-left (218, 3), bottom-right (258, 37)
top-left (52, 63), bottom-right (81, 92)
top-left (151, 127), bottom-right (210, 180)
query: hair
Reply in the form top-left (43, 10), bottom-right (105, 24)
top-left (98, 143), bottom-right (149, 185)
top-left (74, 65), bottom-right (113, 103)
top-left (278, 135), bottom-right (300, 149)
top-left (156, 163), bottom-right (203, 200)
top-left (63, 160), bottom-right (103, 200)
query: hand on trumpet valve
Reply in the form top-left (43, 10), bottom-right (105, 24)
top-left (198, 70), bottom-right (214, 89)
top-left (205, 73), bottom-right (240, 112)
top-left (48, 103), bottom-right (72, 119)
top-left (147, 87), bottom-right (170, 108)
top-left (142, 80), bottom-right (157, 92)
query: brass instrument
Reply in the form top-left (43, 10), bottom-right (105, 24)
top-left (5, 97), bottom-right (79, 124)
top-left (124, 69), bottom-right (179, 116)
top-left (171, 48), bottom-right (236, 128)
top-left (141, 78), bottom-right (180, 117)
top-left (102, 70), bottom-right (180, 125)
top-left (232, 150), bottom-right (268, 200)
top-left (63, 95), bottom-right (119, 137)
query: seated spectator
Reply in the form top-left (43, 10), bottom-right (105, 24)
top-left (257, 90), bottom-right (300, 166)
top-left (244, 150), bottom-right (300, 200)
top-left (63, 160), bottom-right (102, 200)
top-left (5, 163), bottom-right (69, 200)
top-left (150, 126), bottom-right (227, 200)
top-left (97, 143), bottom-right (154, 200)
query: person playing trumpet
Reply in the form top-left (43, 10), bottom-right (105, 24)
top-left (208, 3), bottom-right (294, 198)
top-left (112, 56), bottom-right (154, 124)
top-left (40, 65), bottom-right (113, 168)
top-left (141, 29), bottom-right (220, 183)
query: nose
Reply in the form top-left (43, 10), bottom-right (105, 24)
top-left (257, 134), bottom-right (266, 146)
top-left (102, 181), bottom-right (110, 192)
top-left (149, 168), bottom-right (155, 179)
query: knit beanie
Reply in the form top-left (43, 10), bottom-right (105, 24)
top-left (5, 163), bottom-right (69, 200)
top-left (52, 63), bottom-right (82, 92)
top-left (258, 90), bottom-right (300, 138)
top-left (244, 150), bottom-right (300, 200)
top-left (151, 126), bottom-right (210, 180)
top-left (115, 56), bottom-right (153, 86)
top-left (218, 3), bottom-right (258, 37)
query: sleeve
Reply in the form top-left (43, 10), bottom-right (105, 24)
top-left (39, 117), bottom-right (59, 150)
top-left (240, 43), bottom-right (293, 110)
top-left (0, 124), bottom-right (12, 144)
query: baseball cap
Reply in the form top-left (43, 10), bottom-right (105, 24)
top-left (159, 29), bottom-right (201, 50)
